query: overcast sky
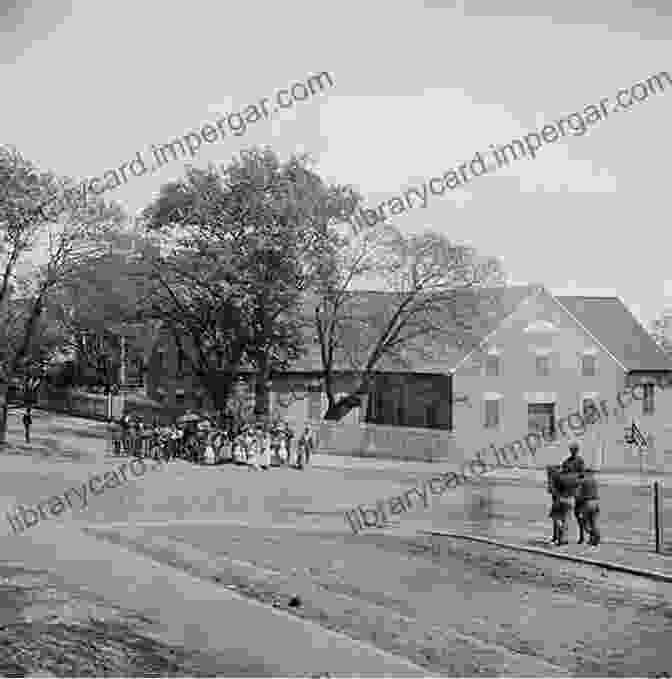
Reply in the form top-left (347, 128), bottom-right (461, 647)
top-left (1, 0), bottom-right (670, 325)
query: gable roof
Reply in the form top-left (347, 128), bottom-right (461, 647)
top-left (292, 284), bottom-right (539, 373)
top-left (554, 296), bottom-right (672, 372)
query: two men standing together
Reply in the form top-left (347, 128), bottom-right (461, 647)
top-left (548, 442), bottom-right (601, 547)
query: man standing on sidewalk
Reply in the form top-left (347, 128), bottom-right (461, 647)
top-left (22, 407), bottom-right (32, 443)
top-left (576, 468), bottom-right (601, 546)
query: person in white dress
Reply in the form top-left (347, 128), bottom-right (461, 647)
top-left (233, 432), bottom-right (244, 464)
top-left (260, 428), bottom-right (272, 470)
top-left (221, 429), bottom-right (233, 463)
top-left (278, 430), bottom-right (288, 466)
top-left (203, 432), bottom-right (216, 465)
top-left (246, 429), bottom-right (260, 470)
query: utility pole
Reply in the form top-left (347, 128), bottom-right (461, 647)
top-left (654, 481), bottom-right (663, 554)
top-left (119, 335), bottom-right (126, 418)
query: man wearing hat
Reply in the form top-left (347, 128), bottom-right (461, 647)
top-left (561, 441), bottom-right (586, 474)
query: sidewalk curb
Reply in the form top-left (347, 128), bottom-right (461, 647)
top-left (421, 530), bottom-right (672, 583)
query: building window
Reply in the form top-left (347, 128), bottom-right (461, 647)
top-left (177, 349), bottom-right (185, 376)
top-left (484, 399), bottom-right (500, 428)
top-left (308, 390), bottom-right (322, 420)
top-left (581, 397), bottom-right (601, 423)
top-left (643, 384), bottom-right (655, 415)
top-left (426, 403), bottom-right (438, 428)
top-left (582, 397), bottom-right (596, 416)
top-left (485, 355), bottom-right (500, 377)
top-left (536, 355), bottom-right (550, 377)
top-left (175, 392), bottom-right (185, 405)
top-left (528, 402), bottom-right (555, 436)
top-left (581, 355), bottom-right (597, 377)
top-left (157, 350), bottom-right (166, 371)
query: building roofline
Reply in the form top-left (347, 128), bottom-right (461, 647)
top-left (450, 284), bottom-right (543, 374)
top-left (611, 296), bottom-right (672, 365)
top-left (549, 294), bottom-right (628, 372)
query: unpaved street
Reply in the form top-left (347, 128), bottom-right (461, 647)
top-left (2, 410), bottom-right (672, 676)
top-left (88, 512), bottom-right (672, 676)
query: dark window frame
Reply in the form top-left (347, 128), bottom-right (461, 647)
top-left (484, 399), bottom-right (500, 428)
top-left (581, 354), bottom-right (597, 377)
top-left (535, 355), bottom-right (550, 377)
top-left (485, 355), bottom-right (500, 377)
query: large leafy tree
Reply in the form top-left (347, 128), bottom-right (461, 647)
top-left (140, 147), bottom-right (357, 419)
top-left (0, 145), bottom-right (125, 442)
top-left (44, 229), bottom-right (156, 389)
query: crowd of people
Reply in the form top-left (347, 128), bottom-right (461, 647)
top-left (110, 411), bottom-right (316, 470)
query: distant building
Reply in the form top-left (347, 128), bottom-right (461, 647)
top-left (144, 285), bottom-right (672, 469)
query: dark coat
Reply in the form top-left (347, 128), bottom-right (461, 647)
top-left (561, 454), bottom-right (586, 474)
top-left (576, 473), bottom-right (599, 502)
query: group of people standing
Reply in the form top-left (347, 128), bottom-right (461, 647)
top-left (225, 423), bottom-right (315, 470)
top-left (112, 413), bottom-right (315, 470)
top-left (547, 442), bottom-right (601, 547)
top-left (113, 415), bottom-right (181, 458)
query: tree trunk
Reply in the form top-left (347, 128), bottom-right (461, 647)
top-left (323, 392), bottom-right (365, 421)
top-left (212, 378), bottom-right (233, 426)
top-left (253, 357), bottom-right (271, 420)
top-left (203, 372), bottom-right (235, 424)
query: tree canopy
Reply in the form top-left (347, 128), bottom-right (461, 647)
top-left (0, 145), bottom-right (128, 440)
top-left (139, 147), bottom-right (359, 417)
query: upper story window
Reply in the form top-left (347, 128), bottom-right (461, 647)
top-left (485, 355), bottom-right (500, 377)
top-left (535, 355), bottom-right (550, 377)
top-left (484, 398), bottom-right (501, 428)
top-left (581, 396), bottom-right (601, 422)
top-left (581, 354), bottom-right (597, 377)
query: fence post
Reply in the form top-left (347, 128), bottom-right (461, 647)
top-left (654, 481), bottom-right (662, 554)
